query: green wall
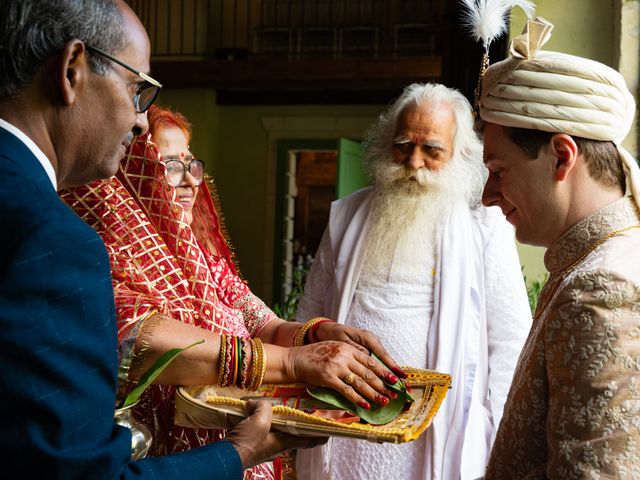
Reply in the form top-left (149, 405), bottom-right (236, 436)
top-left (510, 0), bottom-right (616, 66)
top-left (155, 88), bottom-right (219, 171)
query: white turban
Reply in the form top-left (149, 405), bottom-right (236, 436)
top-left (479, 17), bottom-right (640, 206)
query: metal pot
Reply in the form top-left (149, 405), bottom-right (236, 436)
top-left (114, 402), bottom-right (152, 460)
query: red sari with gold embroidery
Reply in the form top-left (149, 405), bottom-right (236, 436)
top-left (61, 134), bottom-right (278, 479)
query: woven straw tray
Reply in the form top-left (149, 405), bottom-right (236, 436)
top-left (175, 367), bottom-right (450, 443)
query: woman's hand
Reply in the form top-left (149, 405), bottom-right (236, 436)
top-left (286, 341), bottom-right (401, 409)
top-left (313, 322), bottom-right (407, 381)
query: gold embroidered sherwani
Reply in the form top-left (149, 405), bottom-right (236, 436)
top-left (486, 197), bottom-right (640, 479)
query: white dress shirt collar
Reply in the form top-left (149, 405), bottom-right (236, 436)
top-left (0, 117), bottom-right (57, 190)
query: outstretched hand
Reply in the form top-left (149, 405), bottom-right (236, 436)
top-left (288, 339), bottom-right (404, 410)
top-left (226, 400), bottom-right (325, 469)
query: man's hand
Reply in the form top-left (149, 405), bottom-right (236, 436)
top-left (226, 400), bottom-right (326, 469)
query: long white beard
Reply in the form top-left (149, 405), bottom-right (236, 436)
top-left (360, 157), bottom-right (472, 279)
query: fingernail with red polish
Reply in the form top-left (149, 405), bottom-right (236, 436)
top-left (387, 390), bottom-right (398, 399)
top-left (358, 400), bottom-right (371, 410)
top-left (386, 373), bottom-right (398, 384)
top-left (393, 367), bottom-right (409, 379)
top-left (376, 395), bottom-right (389, 406)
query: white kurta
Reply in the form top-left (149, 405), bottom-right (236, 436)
top-left (333, 260), bottom-right (436, 479)
top-left (296, 187), bottom-right (532, 480)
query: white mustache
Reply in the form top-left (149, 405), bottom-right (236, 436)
top-left (384, 165), bottom-right (436, 187)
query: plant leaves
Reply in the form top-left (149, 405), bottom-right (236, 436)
top-left (307, 354), bottom-right (413, 425)
top-left (120, 339), bottom-right (205, 408)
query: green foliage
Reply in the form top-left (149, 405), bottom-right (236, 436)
top-left (523, 271), bottom-right (548, 314)
top-left (120, 340), bottom-right (204, 408)
top-left (273, 256), bottom-right (312, 320)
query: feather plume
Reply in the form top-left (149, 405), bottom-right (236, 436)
top-left (461, 0), bottom-right (536, 50)
top-left (510, 0), bottom-right (536, 18)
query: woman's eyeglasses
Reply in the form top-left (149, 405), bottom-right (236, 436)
top-left (163, 156), bottom-right (205, 187)
top-left (86, 45), bottom-right (162, 113)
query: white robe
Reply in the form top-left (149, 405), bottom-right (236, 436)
top-left (295, 187), bottom-right (532, 480)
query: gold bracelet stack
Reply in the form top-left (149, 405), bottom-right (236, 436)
top-left (292, 317), bottom-right (333, 347)
top-left (217, 334), bottom-right (266, 391)
top-left (248, 337), bottom-right (266, 391)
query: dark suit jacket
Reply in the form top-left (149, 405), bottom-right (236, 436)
top-left (0, 126), bottom-right (242, 479)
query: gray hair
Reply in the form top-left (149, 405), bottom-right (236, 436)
top-left (0, 0), bottom-right (126, 97)
top-left (363, 83), bottom-right (487, 206)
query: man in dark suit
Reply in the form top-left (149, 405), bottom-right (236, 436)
top-left (0, 1), bottom-right (318, 478)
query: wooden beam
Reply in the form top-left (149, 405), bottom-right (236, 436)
top-left (151, 56), bottom-right (441, 89)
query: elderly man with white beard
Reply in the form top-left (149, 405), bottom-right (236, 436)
top-left (295, 83), bottom-right (532, 480)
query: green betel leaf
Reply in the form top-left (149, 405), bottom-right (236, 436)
top-left (121, 339), bottom-right (205, 408)
top-left (307, 355), bottom-right (413, 425)
top-left (307, 386), bottom-right (409, 425)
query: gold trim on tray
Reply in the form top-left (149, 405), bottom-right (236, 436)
top-left (175, 367), bottom-right (451, 443)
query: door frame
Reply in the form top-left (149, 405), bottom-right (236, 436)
top-left (272, 138), bottom-right (338, 305)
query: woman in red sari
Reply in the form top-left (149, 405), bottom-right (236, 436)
top-left (61, 106), bottom-right (405, 479)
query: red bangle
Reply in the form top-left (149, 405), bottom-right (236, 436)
top-left (307, 319), bottom-right (334, 344)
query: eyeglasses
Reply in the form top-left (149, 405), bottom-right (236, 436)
top-left (86, 45), bottom-right (162, 113)
top-left (163, 156), bottom-right (205, 187)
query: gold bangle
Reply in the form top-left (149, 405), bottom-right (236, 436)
top-left (292, 317), bottom-right (331, 347)
top-left (217, 334), bottom-right (227, 386)
top-left (248, 338), bottom-right (265, 391)
top-left (239, 338), bottom-right (251, 389)
top-left (252, 338), bottom-right (264, 391)
top-left (231, 336), bottom-right (239, 388)
top-left (248, 339), bottom-right (259, 391)
top-left (253, 338), bottom-right (266, 391)
top-left (221, 334), bottom-right (234, 387)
